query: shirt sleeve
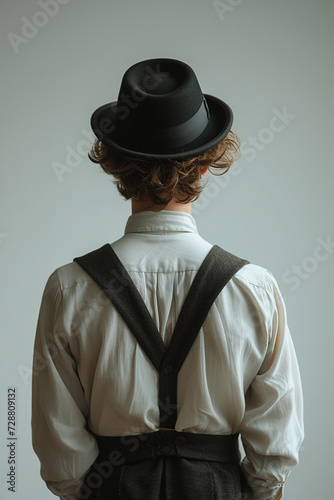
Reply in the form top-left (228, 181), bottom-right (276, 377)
top-left (31, 270), bottom-right (99, 498)
top-left (239, 271), bottom-right (304, 500)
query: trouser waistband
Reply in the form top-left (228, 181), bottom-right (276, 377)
top-left (94, 430), bottom-right (240, 465)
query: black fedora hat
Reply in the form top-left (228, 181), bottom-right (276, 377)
top-left (91, 58), bottom-right (233, 161)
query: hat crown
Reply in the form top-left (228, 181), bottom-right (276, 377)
top-left (116, 59), bottom-right (204, 127)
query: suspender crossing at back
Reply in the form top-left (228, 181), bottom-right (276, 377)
top-left (74, 244), bottom-right (249, 429)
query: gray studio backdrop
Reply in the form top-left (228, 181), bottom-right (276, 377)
top-left (1, 0), bottom-right (333, 498)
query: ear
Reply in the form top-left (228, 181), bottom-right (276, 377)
top-left (201, 166), bottom-right (209, 175)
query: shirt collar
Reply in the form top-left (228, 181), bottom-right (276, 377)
top-left (124, 210), bottom-right (199, 234)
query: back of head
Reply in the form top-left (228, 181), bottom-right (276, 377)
top-left (88, 58), bottom-right (240, 207)
top-left (88, 133), bottom-right (240, 207)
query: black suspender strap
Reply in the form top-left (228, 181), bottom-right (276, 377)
top-left (158, 245), bottom-right (249, 427)
top-left (74, 244), bottom-right (249, 429)
top-left (75, 244), bottom-right (165, 370)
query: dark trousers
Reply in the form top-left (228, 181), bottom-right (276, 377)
top-left (79, 432), bottom-right (253, 500)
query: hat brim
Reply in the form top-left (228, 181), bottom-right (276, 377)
top-left (90, 94), bottom-right (233, 161)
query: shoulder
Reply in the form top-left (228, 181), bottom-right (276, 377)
top-left (45, 261), bottom-right (92, 294)
top-left (212, 245), bottom-right (279, 293)
top-left (233, 262), bottom-right (280, 295)
top-left (222, 263), bottom-right (286, 326)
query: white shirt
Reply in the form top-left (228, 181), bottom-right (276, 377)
top-left (31, 210), bottom-right (304, 500)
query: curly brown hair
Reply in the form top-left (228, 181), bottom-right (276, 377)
top-left (88, 131), bottom-right (240, 206)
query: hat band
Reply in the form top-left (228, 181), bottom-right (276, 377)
top-left (140, 97), bottom-right (210, 149)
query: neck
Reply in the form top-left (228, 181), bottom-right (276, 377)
top-left (131, 198), bottom-right (192, 214)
